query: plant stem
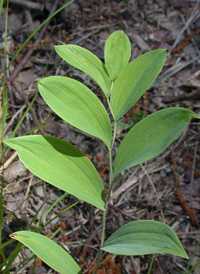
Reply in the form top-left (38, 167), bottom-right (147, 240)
top-left (147, 254), bottom-right (155, 274)
top-left (93, 115), bottom-right (117, 274)
top-left (106, 80), bottom-right (115, 123)
top-left (93, 210), bottom-right (105, 274)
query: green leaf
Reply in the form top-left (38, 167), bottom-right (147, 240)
top-left (11, 231), bottom-right (82, 274)
top-left (102, 220), bottom-right (188, 258)
top-left (55, 44), bottom-right (111, 96)
top-left (114, 108), bottom-right (200, 177)
top-left (110, 49), bottom-right (166, 120)
top-left (38, 76), bottom-right (112, 148)
top-left (4, 135), bottom-right (105, 210)
top-left (104, 30), bottom-right (131, 80)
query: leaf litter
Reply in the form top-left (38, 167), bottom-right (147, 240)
top-left (1, 0), bottom-right (200, 273)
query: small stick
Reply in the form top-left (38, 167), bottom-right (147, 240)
top-left (7, 82), bottom-right (16, 114)
top-left (74, 30), bottom-right (99, 44)
top-left (140, 164), bottom-right (165, 222)
top-left (22, 174), bottom-right (34, 209)
top-left (162, 88), bottom-right (200, 104)
top-left (180, 14), bottom-right (200, 56)
top-left (3, 104), bottom-right (26, 136)
top-left (169, 2), bottom-right (200, 54)
top-left (108, 203), bottom-right (138, 221)
top-left (0, 151), bottom-right (18, 174)
top-left (177, 231), bottom-right (200, 235)
top-left (10, 0), bottom-right (44, 11)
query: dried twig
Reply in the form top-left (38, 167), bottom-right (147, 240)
top-left (162, 88), bottom-right (200, 104)
top-left (3, 104), bottom-right (26, 136)
top-left (0, 151), bottom-right (18, 174)
top-left (140, 164), bottom-right (165, 221)
top-left (170, 153), bottom-right (197, 225)
top-left (7, 82), bottom-right (16, 114)
top-left (169, 2), bottom-right (200, 54)
top-left (152, 56), bottom-right (200, 89)
top-left (180, 14), bottom-right (200, 56)
top-left (10, 0), bottom-right (44, 11)
top-left (112, 163), bottom-right (169, 200)
top-left (22, 174), bottom-right (34, 209)
top-left (108, 203), bottom-right (138, 220)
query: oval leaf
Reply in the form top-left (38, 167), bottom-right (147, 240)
top-left (110, 49), bottom-right (166, 120)
top-left (55, 45), bottom-right (111, 96)
top-left (11, 231), bottom-right (82, 274)
top-left (102, 220), bottom-right (188, 258)
top-left (38, 76), bottom-right (112, 148)
top-left (5, 135), bottom-right (105, 210)
top-left (104, 30), bottom-right (131, 80)
top-left (114, 108), bottom-right (200, 177)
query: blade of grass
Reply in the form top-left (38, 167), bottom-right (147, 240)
top-left (0, 89), bottom-right (8, 151)
top-left (0, 182), bottom-right (42, 230)
top-left (51, 226), bottom-right (62, 239)
top-left (2, 41), bottom-right (55, 160)
top-left (0, 0), bottom-right (75, 86)
top-left (186, 259), bottom-right (200, 274)
top-left (37, 201), bottom-right (80, 233)
top-left (0, 0), bottom-right (4, 18)
top-left (0, 1), bottom-right (9, 251)
top-left (22, 120), bottom-right (62, 136)
top-left (35, 193), bottom-right (68, 228)
top-left (0, 0), bottom-right (9, 150)
top-left (2, 241), bottom-right (23, 274)
top-left (0, 248), bottom-right (7, 270)
top-left (0, 238), bottom-right (15, 250)
top-left (147, 254), bottom-right (155, 274)
top-left (0, 176), bottom-right (4, 245)
top-left (31, 256), bottom-right (36, 274)
top-left (183, 240), bottom-right (200, 274)
top-left (27, 202), bottom-right (45, 230)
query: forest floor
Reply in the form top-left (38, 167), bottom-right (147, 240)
top-left (1, 0), bottom-right (200, 273)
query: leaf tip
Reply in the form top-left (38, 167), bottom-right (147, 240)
top-left (9, 234), bottom-right (15, 239)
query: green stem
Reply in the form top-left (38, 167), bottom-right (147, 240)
top-left (107, 97), bottom-right (116, 122)
top-left (93, 210), bottom-right (105, 274)
top-left (147, 254), bottom-right (155, 274)
top-left (93, 249), bottom-right (103, 274)
top-left (111, 120), bottom-right (117, 149)
top-left (106, 80), bottom-right (116, 123)
top-left (93, 105), bottom-right (117, 274)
